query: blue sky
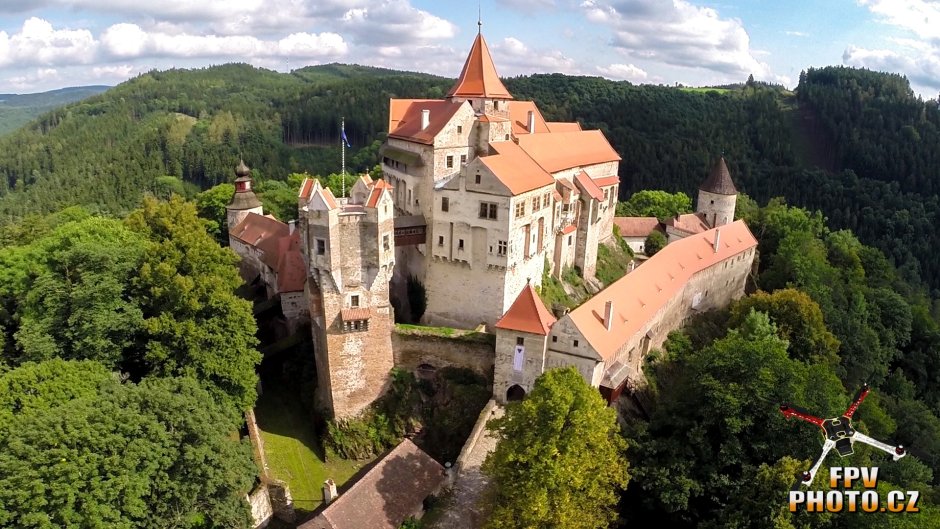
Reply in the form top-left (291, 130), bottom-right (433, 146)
top-left (0, 0), bottom-right (938, 98)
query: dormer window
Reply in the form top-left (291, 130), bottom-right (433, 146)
top-left (351, 295), bottom-right (360, 308)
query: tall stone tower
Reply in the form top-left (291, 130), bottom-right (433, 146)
top-left (697, 156), bottom-right (738, 228)
top-left (298, 177), bottom-right (397, 419)
top-left (226, 160), bottom-right (263, 232)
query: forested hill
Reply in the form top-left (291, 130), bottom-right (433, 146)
top-left (1, 62), bottom-right (940, 296)
top-left (0, 85), bottom-right (109, 135)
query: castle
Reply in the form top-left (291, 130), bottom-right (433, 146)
top-left (380, 30), bottom-right (621, 330)
top-left (226, 31), bottom-right (756, 419)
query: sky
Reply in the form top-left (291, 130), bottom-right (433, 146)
top-left (0, 0), bottom-right (939, 98)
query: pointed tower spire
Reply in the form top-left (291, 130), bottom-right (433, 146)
top-left (447, 32), bottom-right (513, 100)
top-left (699, 156), bottom-right (737, 195)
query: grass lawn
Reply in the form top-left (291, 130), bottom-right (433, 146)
top-left (678, 86), bottom-right (732, 94)
top-left (255, 384), bottom-right (371, 515)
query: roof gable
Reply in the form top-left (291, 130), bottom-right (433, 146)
top-left (575, 170), bottom-right (604, 201)
top-left (496, 284), bottom-right (557, 335)
top-left (388, 100), bottom-right (466, 145)
top-left (508, 101), bottom-right (549, 134)
top-left (447, 33), bottom-right (513, 100)
top-left (480, 142), bottom-right (555, 195)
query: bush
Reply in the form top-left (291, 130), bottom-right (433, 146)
top-left (645, 230), bottom-right (667, 256)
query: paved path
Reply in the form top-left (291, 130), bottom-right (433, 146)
top-left (429, 406), bottom-right (504, 529)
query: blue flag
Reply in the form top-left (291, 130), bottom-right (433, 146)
top-left (341, 128), bottom-right (351, 147)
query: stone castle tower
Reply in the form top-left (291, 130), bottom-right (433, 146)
top-left (226, 160), bottom-right (264, 231)
top-left (298, 176), bottom-right (397, 419)
top-left (697, 156), bottom-right (738, 228)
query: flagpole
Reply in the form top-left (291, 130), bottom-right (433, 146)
top-left (341, 116), bottom-right (346, 198)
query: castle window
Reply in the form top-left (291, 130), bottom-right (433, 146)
top-left (446, 155), bottom-right (454, 169)
top-left (514, 202), bottom-right (526, 219)
top-left (438, 235), bottom-right (444, 246)
top-left (442, 197), bottom-right (449, 212)
top-left (532, 195), bottom-right (540, 211)
top-left (505, 134), bottom-right (510, 140)
top-left (516, 337), bottom-right (524, 346)
top-left (458, 239), bottom-right (465, 250)
top-left (316, 239), bottom-right (326, 255)
top-left (475, 173), bottom-right (481, 184)
top-left (343, 319), bottom-right (370, 333)
top-left (383, 234), bottom-right (390, 250)
top-left (497, 240), bottom-right (507, 256)
top-left (461, 154), bottom-right (467, 165)
top-left (568, 235), bottom-right (573, 246)
top-left (479, 202), bottom-right (498, 220)
top-left (552, 336), bottom-right (557, 343)
top-left (573, 340), bottom-right (579, 347)
top-left (457, 125), bottom-right (463, 134)
top-left (350, 295), bottom-right (360, 308)
top-left (544, 192), bottom-right (551, 208)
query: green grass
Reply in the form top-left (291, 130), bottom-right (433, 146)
top-left (394, 323), bottom-right (496, 344)
top-left (255, 384), bottom-right (371, 515)
top-left (596, 238), bottom-right (634, 286)
top-left (678, 87), bottom-right (732, 94)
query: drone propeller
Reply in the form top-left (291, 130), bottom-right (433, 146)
top-left (779, 404), bottom-right (825, 427)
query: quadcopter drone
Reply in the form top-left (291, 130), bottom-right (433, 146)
top-left (779, 384), bottom-right (906, 486)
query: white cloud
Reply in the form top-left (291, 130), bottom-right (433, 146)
top-left (858, 0), bottom-right (940, 42)
top-left (843, 45), bottom-right (940, 94)
top-left (0, 17), bottom-right (97, 67)
top-left (580, 0), bottom-right (776, 83)
top-left (341, 0), bottom-right (456, 45)
top-left (99, 22), bottom-right (347, 59)
top-left (785, 30), bottom-right (808, 37)
top-left (597, 63), bottom-right (648, 82)
top-left (7, 67), bottom-right (59, 90)
top-left (492, 37), bottom-right (580, 74)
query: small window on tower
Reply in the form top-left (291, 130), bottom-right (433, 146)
top-left (316, 239), bottom-right (326, 255)
top-left (516, 336), bottom-right (524, 346)
top-left (458, 239), bottom-right (465, 250)
top-left (457, 125), bottom-right (463, 134)
top-left (442, 197), bottom-right (449, 212)
top-left (505, 134), bottom-right (510, 141)
top-left (475, 173), bottom-right (481, 184)
top-left (446, 155), bottom-right (454, 169)
top-left (573, 340), bottom-right (579, 347)
top-left (350, 295), bottom-right (360, 307)
top-left (438, 235), bottom-right (444, 246)
top-left (552, 336), bottom-right (558, 343)
top-left (383, 234), bottom-right (390, 250)
top-left (460, 154), bottom-right (467, 165)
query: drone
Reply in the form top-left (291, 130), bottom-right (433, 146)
top-left (779, 383), bottom-right (906, 486)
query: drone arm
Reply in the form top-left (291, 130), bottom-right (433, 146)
top-left (844, 384), bottom-right (870, 418)
top-left (780, 405), bottom-right (825, 428)
top-left (802, 439), bottom-right (837, 486)
top-left (853, 431), bottom-right (906, 461)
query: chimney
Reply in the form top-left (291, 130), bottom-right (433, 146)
top-left (527, 110), bottom-right (535, 134)
top-left (288, 219), bottom-right (296, 235)
top-left (604, 300), bottom-right (614, 331)
top-left (421, 109), bottom-right (430, 130)
top-left (323, 479), bottom-right (338, 505)
top-left (713, 229), bottom-right (721, 254)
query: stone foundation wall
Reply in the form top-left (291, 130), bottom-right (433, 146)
top-left (392, 328), bottom-right (495, 378)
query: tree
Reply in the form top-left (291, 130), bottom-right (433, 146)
top-left (729, 289), bottom-right (840, 364)
top-left (645, 230), bottom-right (667, 256)
top-left (195, 182), bottom-right (235, 243)
top-left (0, 371), bottom-right (256, 528)
top-left (125, 196), bottom-right (261, 410)
top-left (482, 367), bottom-right (629, 529)
top-left (617, 190), bottom-right (692, 220)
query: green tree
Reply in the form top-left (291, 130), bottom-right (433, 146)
top-left (195, 182), bottom-right (235, 243)
top-left (482, 367), bottom-right (629, 529)
top-left (0, 372), bottom-right (256, 528)
top-left (645, 230), bottom-right (667, 256)
top-left (729, 289), bottom-right (840, 364)
top-left (617, 190), bottom-right (692, 219)
top-left (125, 196), bottom-right (261, 410)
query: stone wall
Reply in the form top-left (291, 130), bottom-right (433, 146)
top-left (392, 327), bottom-right (496, 378)
top-left (247, 486), bottom-right (273, 529)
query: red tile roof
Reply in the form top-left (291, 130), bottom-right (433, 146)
top-left (366, 179), bottom-right (392, 208)
top-left (665, 213), bottom-right (710, 235)
top-left (574, 170), bottom-right (604, 201)
top-left (495, 284), bottom-right (557, 335)
top-left (447, 33), bottom-right (513, 100)
top-left (508, 101), bottom-right (549, 134)
top-left (230, 213), bottom-right (306, 293)
top-left (516, 130), bottom-right (621, 173)
top-left (545, 121), bottom-right (582, 133)
top-left (613, 217), bottom-right (661, 237)
top-left (299, 178), bottom-right (315, 200)
top-left (481, 141), bottom-right (555, 195)
top-left (566, 220), bottom-right (757, 361)
top-left (593, 175), bottom-right (620, 187)
top-left (388, 100), bottom-right (465, 145)
top-left (561, 224), bottom-right (577, 235)
top-left (341, 307), bottom-right (372, 321)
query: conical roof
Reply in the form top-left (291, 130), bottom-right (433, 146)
top-left (495, 284), bottom-right (556, 335)
top-left (699, 157), bottom-right (737, 195)
top-left (447, 33), bottom-right (513, 100)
